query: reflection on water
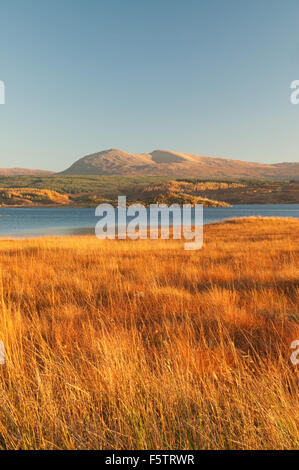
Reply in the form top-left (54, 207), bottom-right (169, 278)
top-left (0, 204), bottom-right (298, 238)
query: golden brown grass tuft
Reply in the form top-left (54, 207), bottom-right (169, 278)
top-left (0, 217), bottom-right (298, 449)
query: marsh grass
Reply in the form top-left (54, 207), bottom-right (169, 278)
top-left (0, 217), bottom-right (298, 449)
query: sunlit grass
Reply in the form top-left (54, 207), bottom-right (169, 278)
top-left (0, 217), bottom-right (298, 449)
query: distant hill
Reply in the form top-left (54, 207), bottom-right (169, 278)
top-left (0, 168), bottom-right (54, 176)
top-left (59, 149), bottom-right (299, 179)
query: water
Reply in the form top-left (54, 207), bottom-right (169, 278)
top-left (0, 204), bottom-right (298, 238)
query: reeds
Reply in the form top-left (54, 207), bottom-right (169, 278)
top-left (0, 217), bottom-right (298, 449)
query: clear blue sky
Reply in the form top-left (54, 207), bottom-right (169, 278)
top-left (0, 0), bottom-right (299, 171)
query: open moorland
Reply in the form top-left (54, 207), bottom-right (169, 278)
top-left (0, 175), bottom-right (298, 206)
top-left (0, 217), bottom-right (298, 449)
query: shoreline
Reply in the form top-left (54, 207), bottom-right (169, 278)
top-left (0, 214), bottom-right (299, 241)
top-left (1, 201), bottom-right (299, 209)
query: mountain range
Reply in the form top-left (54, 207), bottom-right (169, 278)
top-left (1, 149), bottom-right (299, 179)
top-left (0, 168), bottom-right (54, 176)
top-left (59, 149), bottom-right (299, 179)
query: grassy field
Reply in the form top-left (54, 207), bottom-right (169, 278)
top-left (0, 218), bottom-right (298, 449)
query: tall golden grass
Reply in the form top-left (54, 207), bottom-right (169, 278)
top-left (0, 217), bottom-right (298, 449)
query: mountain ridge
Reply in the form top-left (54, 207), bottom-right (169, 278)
top-left (58, 148), bottom-right (299, 179)
top-left (0, 168), bottom-right (54, 176)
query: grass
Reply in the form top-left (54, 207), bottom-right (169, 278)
top-left (0, 217), bottom-right (298, 449)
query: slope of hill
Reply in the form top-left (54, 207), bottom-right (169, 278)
top-left (0, 168), bottom-right (54, 176)
top-left (0, 188), bottom-right (70, 206)
top-left (59, 149), bottom-right (299, 179)
top-left (0, 177), bottom-right (298, 205)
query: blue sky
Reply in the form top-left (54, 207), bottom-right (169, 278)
top-left (0, 0), bottom-right (299, 171)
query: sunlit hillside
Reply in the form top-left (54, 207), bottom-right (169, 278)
top-left (0, 188), bottom-right (70, 206)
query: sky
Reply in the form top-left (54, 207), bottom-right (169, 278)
top-left (0, 0), bottom-right (299, 171)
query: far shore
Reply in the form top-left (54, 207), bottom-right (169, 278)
top-left (1, 201), bottom-right (299, 209)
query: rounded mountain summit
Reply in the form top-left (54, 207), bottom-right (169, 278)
top-left (58, 148), bottom-right (299, 179)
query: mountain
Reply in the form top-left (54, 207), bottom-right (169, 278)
top-left (0, 168), bottom-right (54, 176)
top-left (59, 149), bottom-right (299, 179)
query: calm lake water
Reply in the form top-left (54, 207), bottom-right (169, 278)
top-left (0, 204), bottom-right (298, 238)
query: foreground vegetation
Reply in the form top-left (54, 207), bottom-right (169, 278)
top-left (0, 218), bottom-right (298, 449)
